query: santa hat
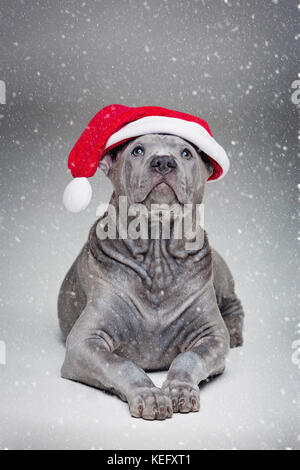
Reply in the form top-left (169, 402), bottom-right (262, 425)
top-left (63, 104), bottom-right (230, 212)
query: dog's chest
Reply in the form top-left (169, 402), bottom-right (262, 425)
top-left (113, 279), bottom-right (206, 370)
top-left (89, 235), bottom-right (212, 368)
top-left (114, 317), bottom-right (183, 370)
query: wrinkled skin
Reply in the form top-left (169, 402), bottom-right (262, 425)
top-left (58, 134), bottom-right (244, 420)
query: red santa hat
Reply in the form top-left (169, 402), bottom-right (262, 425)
top-left (63, 104), bottom-right (230, 212)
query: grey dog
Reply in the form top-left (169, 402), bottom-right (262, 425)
top-left (58, 134), bottom-right (244, 420)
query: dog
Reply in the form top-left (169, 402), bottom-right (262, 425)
top-left (58, 133), bottom-right (244, 420)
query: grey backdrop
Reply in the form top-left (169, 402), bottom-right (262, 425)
top-left (0, 0), bottom-right (299, 450)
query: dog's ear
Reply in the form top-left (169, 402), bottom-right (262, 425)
top-left (198, 150), bottom-right (214, 179)
top-left (99, 141), bottom-right (130, 177)
top-left (99, 152), bottom-right (114, 176)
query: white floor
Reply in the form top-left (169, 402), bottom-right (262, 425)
top-left (0, 301), bottom-right (299, 450)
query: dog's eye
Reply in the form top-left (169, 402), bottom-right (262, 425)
top-left (181, 148), bottom-right (192, 159)
top-left (132, 146), bottom-right (145, 157)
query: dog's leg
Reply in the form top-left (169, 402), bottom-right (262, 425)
top-left (162, 303), bottom-right (230, 414)
top-left (219, 296), bottom-right (244, 348)
top-left (212, 249), bottom-right (244, 348)
top-left (61, 305), bottom-right (173, 421)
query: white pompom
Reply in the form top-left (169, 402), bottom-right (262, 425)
top-left (63, 177), bottom-right (92, 213)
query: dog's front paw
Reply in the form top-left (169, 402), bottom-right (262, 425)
top-left (162, 380), bottom-right (200, 414)
top-left (128, 387), bottom-right (173, 421)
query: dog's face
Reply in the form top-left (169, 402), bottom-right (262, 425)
top-left (100, 134), bottom-right (213, 207)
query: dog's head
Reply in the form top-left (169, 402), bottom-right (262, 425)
top-left (99, 134), bottom-right (213, 207)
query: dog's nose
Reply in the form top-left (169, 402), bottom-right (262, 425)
top-left (150, 155), bottom-right (177, 175)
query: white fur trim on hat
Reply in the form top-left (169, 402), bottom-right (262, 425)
top-left (105, 116), bottom-right (229, 180)
top-left (63, 177), bottom-right (92, 213)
